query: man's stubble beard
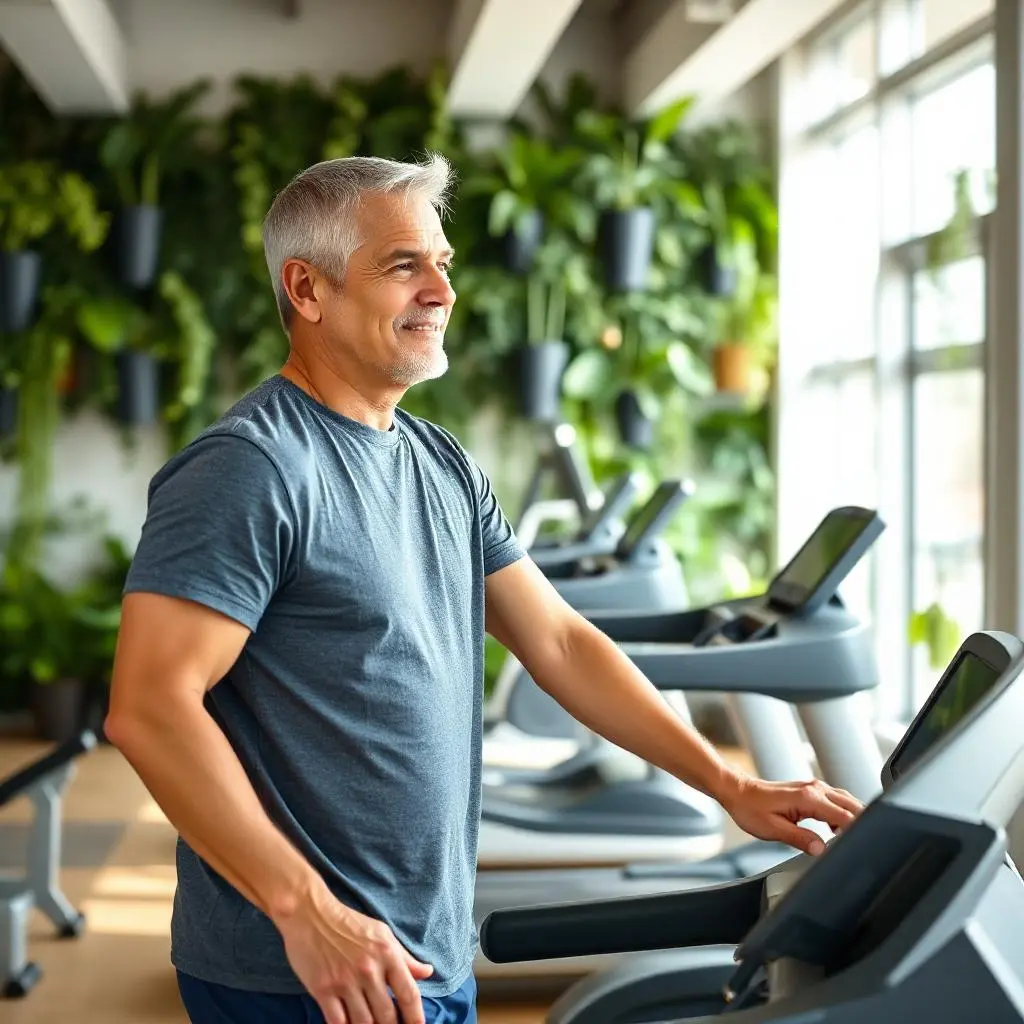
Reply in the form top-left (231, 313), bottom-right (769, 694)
top-left (385, 345), bottom-right (449, 387)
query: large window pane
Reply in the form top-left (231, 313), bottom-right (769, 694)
top-left (910, 61), bottom-right (995, 238)
top-left (804, 125), bottom-right (880, 363)
top-left (800, 371), bottom-right (878, 622)
top-left (911, 368), bottom-right (985, 706)
top-left (805, 9), bottom-right (876, 125)
top-left (913, 255), bottom-right (985, 349)
top-left (881, 0), bottom-right (993, 73)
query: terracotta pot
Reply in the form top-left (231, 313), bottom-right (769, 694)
top-left (713, 343), bottom-right (752, 394)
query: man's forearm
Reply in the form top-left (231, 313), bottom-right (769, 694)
top-left (105, 690), bottom-right (324, 923)
top-left (532, 619), bottom-right (746, 804)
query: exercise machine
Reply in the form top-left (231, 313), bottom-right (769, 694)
top-left (530, 471), bottom-right (642, 569)
top-left (1, 729), bottom-right (96, 998)
top-left (514, 422), bottom-right (603, 548)
top-left (473, 507), bottom-right (886, 990)
top-left (485, 479), bottom-right (695, 777)
top-left (480, 629), bottom-right (1024, 1024)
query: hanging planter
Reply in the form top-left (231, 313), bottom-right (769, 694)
top-left (599, 207), bottom-right (656, 292)
top-left (30, 677), bottom-right (86, 743)
top-left (713, 342), bottom-right (753, 394)
top-left (116, 205), bottom-right (164, 289)
top-left (0, 250), bottom-right (42, 332)
top-left (615, 389), bottom-right (655, 450)
top-left (0, 384), bottom-right (17, 437)
top-left (503, 209), bottom-right (543, 275)
top-left (519, 340), bottom-right (569, 422)
top-left (696, 243), bottom-right (737, 297)
top-left (116, 349), bottom-right (161, 425)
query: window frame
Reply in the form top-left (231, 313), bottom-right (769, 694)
top-left (776, 1), bottom-right (995, 724)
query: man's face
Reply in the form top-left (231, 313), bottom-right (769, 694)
top-left (318, 191), bottom-right (456, 387)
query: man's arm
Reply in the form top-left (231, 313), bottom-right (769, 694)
top-left (105, 592), bottom-right (320, 920)
top-left (484, 558), bottom-right (863, 853)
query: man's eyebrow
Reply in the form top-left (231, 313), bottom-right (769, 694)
top-left (382, 246), bottom-right (455, 263)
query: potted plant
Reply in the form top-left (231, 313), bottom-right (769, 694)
top-left (0, 562), bottom-right (95, 742)
top-left (76, 291), bottom-right (160, 425)
top-left (463, 131), bottom-right (591, 275)
top-left (98, 79), bottom-right (211, 290)
top-left (562, 293), bottom-right (712, 449)
top-left (577, 98), bottom-right (693, 292)
top-left (517, 233), bottom-right (600, 422)
top-left (711, 227), bottom-right (777, 395)
top-left (0, 162), bottom-right (108, 330)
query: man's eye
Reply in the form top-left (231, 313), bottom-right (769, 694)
top-left (393, 262), bottom-right (415, 272)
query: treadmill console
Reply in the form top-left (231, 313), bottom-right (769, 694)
top-left (766, 506), bottom-right (884, 616)
top-left (722, 631), bottom-right (1018, 1006)
top-left (614, 479), bottom-right (694, 562)
top-left (882, 634), bottom-right (1009, 786)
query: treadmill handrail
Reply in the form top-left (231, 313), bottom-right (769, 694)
top-left (0, 729), bottom-right (97, 807)
top-left (576, 471), bottom-right (641, 541)
top-left (479, 874), bottom-right (766, 964)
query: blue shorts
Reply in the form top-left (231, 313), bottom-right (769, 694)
top-left (176, 970), bottom-right (478, 1024)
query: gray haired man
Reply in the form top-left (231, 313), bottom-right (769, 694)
top-left (106, 154), bottom-right (861, 1024)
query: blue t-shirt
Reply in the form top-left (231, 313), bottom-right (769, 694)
top-left (123, 375), bottom-right (525, 996)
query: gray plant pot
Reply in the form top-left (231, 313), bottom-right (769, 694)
top-left (117, 205), bottom-right (164, 290)
top-left (519, 340), bottom-right (568, 422)
top-left (0, 249), bottom-right (42, 332)
top-left (600, 207), bottom-right (656, 292)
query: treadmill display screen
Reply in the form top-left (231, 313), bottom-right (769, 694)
top-left (888, 652), bottom-right (1001, 781)
top-left (768, 509), bottom-right (876, 611)
top-left (617, 483), bottom-right (681, 556)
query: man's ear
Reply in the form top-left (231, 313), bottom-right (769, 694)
top-left (281, 258), bottom-right (324, 324)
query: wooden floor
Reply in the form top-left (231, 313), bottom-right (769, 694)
top-left (0, 734), bottom-right (753, 1024)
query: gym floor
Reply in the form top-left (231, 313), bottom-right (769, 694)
top-left (0, 735), bottom-right (754, 1023)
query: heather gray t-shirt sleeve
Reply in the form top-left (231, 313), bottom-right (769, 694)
top-left (125, 432), bottom-right (297, 631)
top-left (466, 454), bottom-right (523, 576)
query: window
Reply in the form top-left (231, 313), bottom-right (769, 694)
top-left (779, 1), bottom-right (993, 722)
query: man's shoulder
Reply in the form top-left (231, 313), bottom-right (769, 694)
top-left (395, 408), bottom-right (469, 463)
top-left (154, 377), bottom-right (313, 494)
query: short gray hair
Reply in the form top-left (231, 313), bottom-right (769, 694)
top-left (262, 152), bottom-right (455, 329)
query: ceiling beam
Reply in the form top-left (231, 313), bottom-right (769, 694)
top-left (0, 0), bottom-right (128, 114)
top-left (446, 0), bottom-right (584, 119)
top-left (624, 0), bottom-right (849, 117)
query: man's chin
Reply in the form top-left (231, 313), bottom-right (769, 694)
top-left (390, 351), bottom-right (448, 387)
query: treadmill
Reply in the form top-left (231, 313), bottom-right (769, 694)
top-left (473, 507), bottom-right (886, 991)
top-left (485, 479), bottom-right (695, 780)
top-left (480, 629), bottom-right (1024, 1024)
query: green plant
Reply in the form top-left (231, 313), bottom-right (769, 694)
top-left (99, 80), bottom-right (212, 207)
top-left (926, 168), bottom-right (978, 273)
top-left (909, 601), bottom-right (962, 671)
top-left (0, 162), bottom-right (108, 251)
top-left (576, 98), bottom-right (694, 211)
top-left (0, 559), bottom-right (121, 687)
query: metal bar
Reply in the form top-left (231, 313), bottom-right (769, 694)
top-left (985, 0), bottom-right (1024, 634)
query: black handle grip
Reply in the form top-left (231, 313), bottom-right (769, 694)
top-left (479, 877), bottom-right (765, 963)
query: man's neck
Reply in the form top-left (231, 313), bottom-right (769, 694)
top-left (280, 353), bottom-right (400, 433)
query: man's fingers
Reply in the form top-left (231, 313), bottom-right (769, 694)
top-left (387, 962), bottom-right (426, 1024)
top-left (828, 787), bottom-right (865, 815)
top-left (402, 948), bottom-right (434, 979)
top-left (772, 819), bottom-right (827, 856)
top-left (319, 997), bottom-right (349, 1024)
top-left (340, 986), bottom-right (375, 1024)
top-left (363, 979), bottom-right (399, 1024)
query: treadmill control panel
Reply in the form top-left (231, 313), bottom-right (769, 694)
top-left (766, 506), bottom-right (884, 616)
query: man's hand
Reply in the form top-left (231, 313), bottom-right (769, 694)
top-left (274, 882), bottom-right (433, 1024)
top-left (719, 775), bottom-right (865, 856)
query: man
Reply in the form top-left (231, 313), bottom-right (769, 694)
top-left (105, 153), bottom-right (861, 1024)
